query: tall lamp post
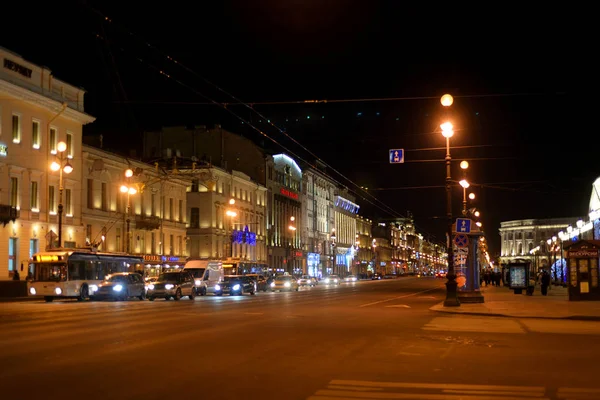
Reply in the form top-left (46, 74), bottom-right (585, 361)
top-left (330, 229), bottom-right (337, 275)
top-left (441, 94), bottom-right (460, 307)
top-left (288, 216), bottom-right (297, 274)
top-left (120, 168), bottom-right (137, 254)
top-left (50, 141), bottom-right (73, 248)
top-left (226, 198), bottom-right (237, 259)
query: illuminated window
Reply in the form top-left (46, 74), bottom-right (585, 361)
top-left (32, 120), bottom-right (41, 149)
top-left (30, 181), bottom-right (38, 211)
top-left (66, 132), bottom-right (73, 158)
top-left (12, 114), bottom-right (21, 143)
top-left (10, 177), bottom-right (19, 208)
top-left (49, 127), bottom-right (57, 154)
top-left (65, 189), bottom-right (72, 216)
top-left (49, 185), bottom-right (56, 213)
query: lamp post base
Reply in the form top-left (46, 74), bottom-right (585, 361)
top-left (443, 274), bottom-right (461, 307)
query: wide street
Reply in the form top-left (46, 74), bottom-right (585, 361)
top-left (1, 277), bottom-right (600, 400)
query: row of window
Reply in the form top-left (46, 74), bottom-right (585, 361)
top-left (86, 179), bottom-right (184, 221)
top-left (9, 176), bottom-right (72, 214)
top-left (2, 111), bottom-right (73, 156)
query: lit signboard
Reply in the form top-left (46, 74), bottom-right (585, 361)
top-left (0, 144), bottom-right (7, 156)
top-left (280, 188), bottom-right (299, 200)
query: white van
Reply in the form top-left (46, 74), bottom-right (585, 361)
top-left (184, 259), bottom-right (224, 295)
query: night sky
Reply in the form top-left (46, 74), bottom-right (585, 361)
top-left (2, 1), bottom-right (577, 256)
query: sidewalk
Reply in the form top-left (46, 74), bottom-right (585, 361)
top-left (430, 284), bottom-right (600, 320)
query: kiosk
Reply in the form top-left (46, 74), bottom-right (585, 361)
top-left (507, 260), bottom-right (530, 295)
top-left (564, 240), bottom-right (600, 301)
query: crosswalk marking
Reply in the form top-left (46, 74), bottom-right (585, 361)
top-left (306, 379), bottom-right (598, 400)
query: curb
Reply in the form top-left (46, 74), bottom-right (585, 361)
top-left (429, 305), bottom-right (600, 321)
top-left (0, 297), bottom-right (39, 303)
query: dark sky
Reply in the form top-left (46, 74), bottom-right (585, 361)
top-left (2, 1), bottom-right (577, 256)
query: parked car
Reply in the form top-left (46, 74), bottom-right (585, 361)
top-left (371, 273), bottom-right (383, 280)
top-left (270, 275), bottom-right (300, 292)
top-left (92, 272), bottom-right (146, 301)
top-left (215, 275), bottom-right (256, 296)
top-left (146, 270), bottom-right (196, 301)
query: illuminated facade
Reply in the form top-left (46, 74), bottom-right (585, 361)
top-left (82, 145), bottom-right (188, 275)
top-left (0, 47), bottom-right (95, 280)
top-left (355, 216), bottom-right (374, 276)
top-left (301, 161), bottom-right (336, 277)
top-left (266, 154), bottom-right (302, 274)
top-left (186, 166), bottom-right (267, 266)
top-left (333, 189), bottom-right (359, 275)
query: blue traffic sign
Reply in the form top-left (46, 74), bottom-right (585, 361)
top-left (389, 149), bottom-right (404, 164)
top-left (455, 218), bottom-right (472, 233)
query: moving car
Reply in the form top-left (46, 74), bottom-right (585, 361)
top-left (92, 272), bottom-right (146, 301)
top-left (323, 275), bottom-right (341, 285)
top-left (245, 274), bottom-right (268, 292)
top-left (344, 275), bottom-right (357, 283)
top-left (297, 275), bottom-right (316, 287)
top-left (270, 275), bottom-right (300, 292)
top-left (214, 275), bottom-right (256, 296)
top-left (146, 270), bottom-right (196, 301)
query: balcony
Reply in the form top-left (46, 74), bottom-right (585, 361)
top-left (0, 205), bottom-right (19, 226)
top-left (134, 215), bottom-right (161, 231)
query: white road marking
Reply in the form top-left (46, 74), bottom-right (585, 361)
top-left (359, 287), bottom-right (441, 307)
top-left (385, 304), bottom-right (411, 308)
top-left (520, 319), bottom-right (600, 335)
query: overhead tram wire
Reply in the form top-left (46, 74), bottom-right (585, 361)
top-left (89, 31), bottom-right (404, 221)
top-left (87, 6), bottom-right (407, 221)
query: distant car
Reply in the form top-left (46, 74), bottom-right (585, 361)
top-left (245, 274), bottom-right (268, 292)
top-left (270, 275), bottom-right (300, 292)
top-left (436, 271), bottom-right (447, 278)
top-left (215, 275), bottom-right (256, 296)
top-left (92, 272), bottom-right (146, 301)
top-left (323, 275), bottom-right (341, 285)
top-left (371, 274), bottom-right (383, 280)
top-left (297, 275), bottom-right (316, 287)
top-left (344, 275), bottom-right (357, 282)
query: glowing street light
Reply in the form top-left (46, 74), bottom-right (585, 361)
top-left (50, 141), bottom-right (73, 248)
top-left (120, 171), bottom-right (138, 253)
top-left (441, 94), bottom-right (459, 307)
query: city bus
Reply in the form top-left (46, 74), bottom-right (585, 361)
top-left (27, 249), bottom-right (144, 302)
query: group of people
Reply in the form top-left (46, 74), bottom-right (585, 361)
top-left (481, 269), bottom-right (502, 286)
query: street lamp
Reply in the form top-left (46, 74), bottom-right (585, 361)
top-left (441, 94), bottom-right (459, 307)
top-left (121, 184), bottom-right (137, 254)
top-left (288, 216), bottom-right (297, 274)
top-left (331, 229), bottom-right (337, 275)
top-left (226, 199), bottom-right (237, 258)
top-left (459, 179), bottom-right (470, 216)
top-left (50, 141), bottom-right (73, 248)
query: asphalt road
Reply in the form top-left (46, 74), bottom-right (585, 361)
top-left (1, 276), bottom-right (599, 400)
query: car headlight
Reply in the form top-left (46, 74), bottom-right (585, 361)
top-left (148, 284), bottom-right (154, 290)
top-left (215, 284), bottom-right (221, 291)
top-left (113, 285), bottom-right (123, 292)
top-left (352, 278), bottom-right (356, 281)
top-left (195, 279), bottom-right (201, 286)
top-left (233, 284), bottom-right (240, 290)
top-left (298, 280), bottom-right (302, 284)
top-left (90, 285), bottom-right (98, 292)
top-left (55, 287), bottom-right (62, 295)
top-left (165, 284), bottom-right (174, 290)
top-left (270, 282), bottom-right (275, 287)
top-left (29, 287), bottom-right (36, 295)
top-left (334, 279), bottom-right (338, 283)
top-left (324, 278), bottom-right (330, 284)
top-left (284, 282), bottom-right (291, 288)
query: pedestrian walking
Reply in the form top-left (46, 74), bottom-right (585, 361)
top-left (541, 270), bottom-right (550, 295)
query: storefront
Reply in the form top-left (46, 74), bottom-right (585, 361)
top-left (142, 255), bottom-right (187, 278)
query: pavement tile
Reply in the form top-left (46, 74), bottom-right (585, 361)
top-left (429, 284), bottom-right (600, 320)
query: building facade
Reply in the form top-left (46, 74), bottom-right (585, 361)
top-left (186, 166), bottom-right (267, 269)
top-left (266, 154), bottom-right (303, 274)
top-left (332, 189), bottom-right (359, 275)
top-left (498, 217), bottom-right (580, 271)
top-left (0, 47), bottom-right (95, 279)
top-left (355, 215), bottom-right (373, 276)
top-left (82, 145), bottom-right (189, 276)
top-left (301, 161), bottom-right (336, 278)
